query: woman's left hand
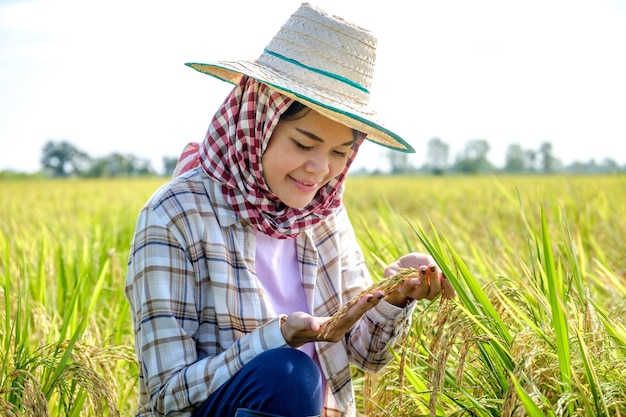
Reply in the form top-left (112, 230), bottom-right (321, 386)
top-left (383, 252), bottom-right (456, 307)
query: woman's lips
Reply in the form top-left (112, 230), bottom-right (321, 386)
top-left (290, 176), bottom-right (319, 193)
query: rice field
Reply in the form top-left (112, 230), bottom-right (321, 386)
top-left (1, 174), bottom-right (625, 416)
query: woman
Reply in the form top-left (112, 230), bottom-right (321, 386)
top-left (125, 4), bottom-right (455, 417)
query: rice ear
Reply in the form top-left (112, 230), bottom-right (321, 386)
top-left (319, 268), bottom-right (420, 338)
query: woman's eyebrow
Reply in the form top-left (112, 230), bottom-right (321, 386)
top-left (295, 127), bottom-right (356, 146)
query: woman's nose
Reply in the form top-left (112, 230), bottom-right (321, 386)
top-left (303, 151), bottom-right (330, 176)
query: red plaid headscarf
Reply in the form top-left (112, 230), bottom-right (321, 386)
top-left (174, 77), bottom-right (364, 239)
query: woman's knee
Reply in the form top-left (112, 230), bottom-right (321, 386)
top-left (241, 348), bottom-right (322, 414)
top-left (193, 348), bottom-right (322, 417)
top-left (250, 348), bottom-right (320, 385)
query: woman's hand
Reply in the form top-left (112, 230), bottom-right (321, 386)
top-left (384, 252), bottom-right (456, 307)
top-left (280, 252), bottom-right (456, 347)
top-left (280, 290), bottom-right (385, 347)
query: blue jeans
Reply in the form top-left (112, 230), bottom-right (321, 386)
top-left (192, 348), bottom-right (322, 417)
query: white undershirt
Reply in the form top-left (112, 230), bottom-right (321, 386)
top-left (254, 230), bottom-right (327, 403)
top-left (254, 230), bottom-right (315, 358)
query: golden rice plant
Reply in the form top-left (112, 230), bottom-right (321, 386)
top-left (0, 179), bottom-right (163, 416)
top-left (2, 174), bottom-right (626, 416)
top-left (347, 174), bottom-right (626, 416)
top-left (319, 268), bottom-right (421, 339)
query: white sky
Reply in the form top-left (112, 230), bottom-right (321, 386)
top-left (1, 0), bottom-right (625, 173)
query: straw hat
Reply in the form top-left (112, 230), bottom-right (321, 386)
top-left (186, 2), bottom-right (414, 153)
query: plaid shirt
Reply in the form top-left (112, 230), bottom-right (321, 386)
top-left (125, 168), bottom-right (415, 417)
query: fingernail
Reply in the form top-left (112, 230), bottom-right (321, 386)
top-left (421, 269), bottom-right (427, 275)
top-left (430, 265), bottom-right (436, 272)
top-left (377, 294), bottom-right (384, 300)
top-left (367, 295), bottom-right (373, 303)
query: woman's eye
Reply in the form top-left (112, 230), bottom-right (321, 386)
top-left (292, 140), bottom-right (313, 151)
top-left (333, 150), bottom-right (347, 158)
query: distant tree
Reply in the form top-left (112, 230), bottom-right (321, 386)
top-left (567, 161), bottom-right (586, 174)
top-left (163, 156), bottom-right (179, 177)
top-left (84, 153), bottom-right (155, 177)
top-left (504, 144), bottom-right (526, 173)
top-left (40, 140), bottom-right (91, 177)
top-left (600, 158), bottom-right (620, 173)
top-left (538, 141), bottom-right (557, 173)
top-left (387, 150), bottom-right (412, 174)
top-left (425, 137), bottom-right (449, 175)
top-left (525, 149), bottom-right (538, 172)
top-left (84, 158), bottom-right (109, 177)
top-left (453, 139), bottom-right (492, 174)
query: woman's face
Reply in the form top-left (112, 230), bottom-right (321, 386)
top-left (262, 109), bottom-right (355, 209)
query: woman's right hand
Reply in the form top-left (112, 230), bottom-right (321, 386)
top-left (281, 290), bottom-right (385, 347)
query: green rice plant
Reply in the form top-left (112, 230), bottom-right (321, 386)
top-left (1, 234), bottom-right (134, 416)
top-left (0, 179), bottom-right (160, 415)
top-left (348, 175), bottom-right (626, 416)
top-left (2, 175), bottom-right (625, 416)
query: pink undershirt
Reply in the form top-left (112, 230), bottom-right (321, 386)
top-left (254, 230), bottom-right (327, 402)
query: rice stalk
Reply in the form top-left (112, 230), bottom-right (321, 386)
top-left (319, 268), bottom-right (421, 339)
top-left (427, 299), bottom-right (456, 416)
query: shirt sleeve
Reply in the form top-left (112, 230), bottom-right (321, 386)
top-left (334, 208), bottom-right (416, 372)
top-left (125, 203), bottom-right (289, 416)
top-left (347, 298), bottom-right (416, 372)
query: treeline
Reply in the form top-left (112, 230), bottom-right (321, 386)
top-left (1, 138), bottom-right (624, 179)
top-left (368, 138), bottom-right (625, 175)
top-left (2, 140), bottom-right (179, 179)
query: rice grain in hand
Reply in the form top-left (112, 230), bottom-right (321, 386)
top-left (319, 268), bottom-right (421, 339)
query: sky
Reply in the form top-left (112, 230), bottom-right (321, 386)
top-left (1, 0), bottom-right (625, 174)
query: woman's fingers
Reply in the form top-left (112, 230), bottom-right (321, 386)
top-left (316, 291), bottom-right (384, 342)
top-left (425, 265), bottom-right (442, 300)
top-left (402, 264), bottom-right (455, 301)
top-left (338, 291), bottom-right (385, 326)
top-left (441, 273), bottom-right (456, 299)
top-left (384, 252), bottom-right (435, 278)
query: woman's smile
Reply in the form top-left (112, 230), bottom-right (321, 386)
top-left (290, 176), bottom-right (319, 192)
top-left (262, 109), bottom-right (354, 209)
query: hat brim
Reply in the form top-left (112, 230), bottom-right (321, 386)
top-left (186, 62), bottom-right (415, 153)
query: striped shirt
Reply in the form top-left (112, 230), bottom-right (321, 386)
top-left (125, 168), bottom-right (416, 417)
